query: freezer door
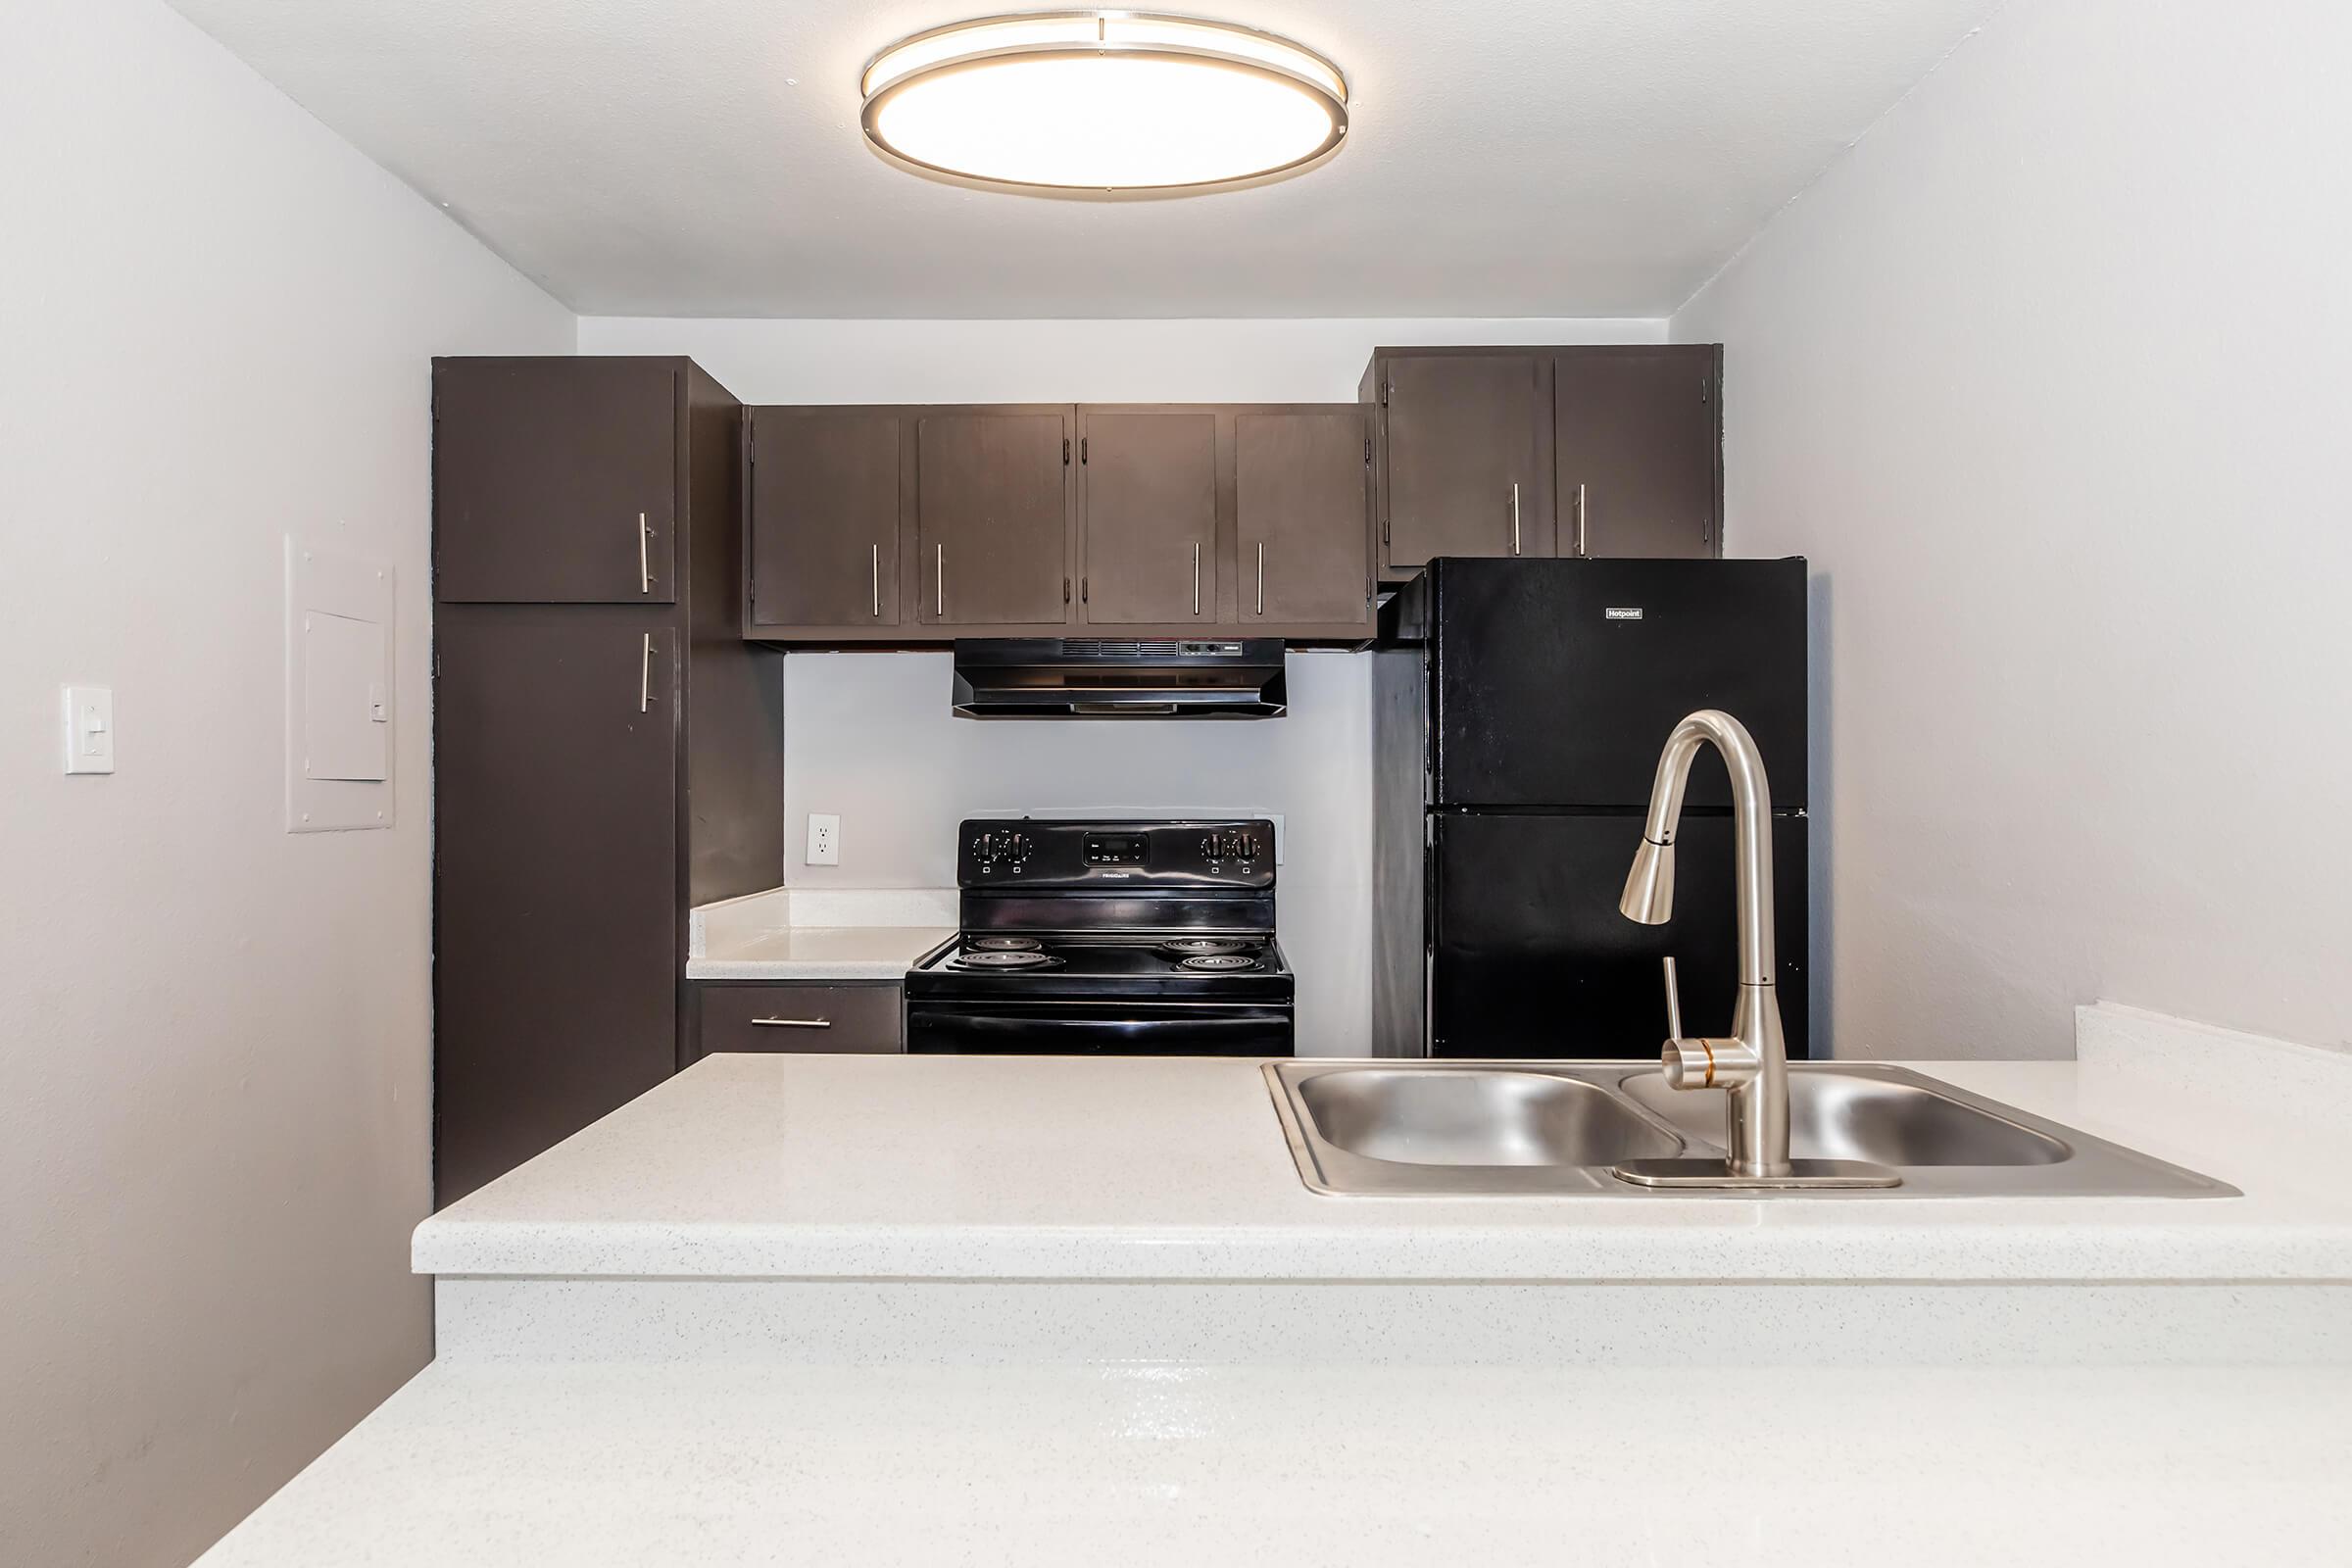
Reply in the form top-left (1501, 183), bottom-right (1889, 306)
top-left (1429, 558), bottom-right (1807, 810)
top-left (1426, 811), bottom-right (1808, 1060)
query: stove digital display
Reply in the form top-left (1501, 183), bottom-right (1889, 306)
top-left (1083, 833), bottom-right (1150, 866)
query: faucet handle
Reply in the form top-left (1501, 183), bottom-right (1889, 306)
top-left (1656, 956), bottom-right (1766, 1091)
top-left (1661, 1034), bottom-right (1764, 1092)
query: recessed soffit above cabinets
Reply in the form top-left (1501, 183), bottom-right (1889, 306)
top-left (858, 11), bottom-right (1349, 194)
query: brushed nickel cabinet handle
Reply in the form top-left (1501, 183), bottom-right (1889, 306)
top-left (936, 544), bottom-right (944, 618)
top-left (751, 1017), bottom-right (832, 1028)
top-left (639, 633), bottom-right (655, 713)
top-left (1510, 483), bottom-right (1521, 555)
top-left (1191, 542), bottom-right (1201, 615)
top-left (871, 543), bottom-right (881, 618)
top-left (1577, 483), bottom-right (1589, 557)
top-left (638, 513), bottom-right (653, 593)
top-left (1254, 541), bottom-right (1265, 615)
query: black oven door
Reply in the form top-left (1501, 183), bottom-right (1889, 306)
top-left (906, 1001), bottom-right (1294, 1056)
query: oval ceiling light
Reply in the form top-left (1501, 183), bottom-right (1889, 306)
top-left (860, 11), bottom-right (1348, 192)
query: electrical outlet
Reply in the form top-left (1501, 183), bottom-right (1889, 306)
top-left (807, 812), bottom-right (840, 866)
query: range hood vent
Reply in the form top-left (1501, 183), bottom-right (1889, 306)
top-left (952, 639), bottom-right (1287, 720)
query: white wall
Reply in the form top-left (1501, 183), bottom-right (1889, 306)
top-left (0, 5), bottom-right (573, 1566)
top-left (582, 316), bottom-right (1666, 1055)
top-left (578, 317), bottom-right (1664, 405)
top-left (1674, 1), bottom-right (2352, 1058)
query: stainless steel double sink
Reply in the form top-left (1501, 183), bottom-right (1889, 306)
top-left (1264, 1060), bottom-right (2235, 1198)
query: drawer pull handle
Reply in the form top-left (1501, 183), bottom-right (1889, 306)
top-left (751, 1017), bottom-right (833, 1028)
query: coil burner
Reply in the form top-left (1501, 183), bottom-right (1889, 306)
top-left (953, 948), bottom-right (1057, 970)
top-left (1156, 936), bottom-right (1252, 957)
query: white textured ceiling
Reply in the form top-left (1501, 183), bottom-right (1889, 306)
top-left (165, 0), bottom-right (2001, 318)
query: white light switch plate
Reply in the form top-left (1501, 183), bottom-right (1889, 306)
top-left (807, 812), bottom-right (841, 866)
top-left (63, 685), bottom-right (115, 773)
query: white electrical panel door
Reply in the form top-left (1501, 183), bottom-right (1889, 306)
top-left (304, 612), bottom-right (389, 780)
top-left (286, 537), bottom-right (396, 832)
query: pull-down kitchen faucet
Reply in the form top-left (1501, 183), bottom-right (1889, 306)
top-left (1609, 709), bottom-right (1898, 1191)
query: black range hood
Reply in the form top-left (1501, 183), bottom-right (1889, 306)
top-left (952, 639), bottom-right (1287, 720)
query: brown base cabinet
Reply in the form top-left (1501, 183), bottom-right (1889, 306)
top-left (432, 356), bottom-right (782, 1207)
top-left (691, 982), bottom-right (906, 1059)
top-left (1364, 345), bottom-right (1724, 579)
top-left (744, 403), bottom-right (1375, 644)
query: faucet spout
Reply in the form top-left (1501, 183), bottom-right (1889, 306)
top-left (1620, 710), bottom-right (1776, 988)
top-left (1618, 710), bottom-right (1789, 1177)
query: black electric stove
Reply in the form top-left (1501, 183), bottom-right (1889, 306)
top-left (905, 818), bottom-right (1296, 1055)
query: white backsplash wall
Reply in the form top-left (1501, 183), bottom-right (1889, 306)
top-left (581, 315), bottom-right (1674, 1056)
top-left (1673, 0), bottom-right (2352, 1058)
top-left (779, 652), bottom-right (1372, 1055)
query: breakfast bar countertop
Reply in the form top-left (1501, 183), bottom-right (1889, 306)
top-left (414, 1004), bottom-right (2352, 1288)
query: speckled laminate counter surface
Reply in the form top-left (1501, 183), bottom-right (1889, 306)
top-left (684, 885), bottom-right (955, 980)
top-left (193, 1358), bottom-right (2352, 1567)
top-left (413, 1005), bottom-right (2352, 1285)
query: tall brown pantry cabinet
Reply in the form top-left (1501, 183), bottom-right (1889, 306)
top-left (431, 357), bottom-right (781, 1206)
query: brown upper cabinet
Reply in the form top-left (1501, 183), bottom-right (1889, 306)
top-left (915, 409), bottom-right (1074, 629)
top-left (1554, 346), bottom-right (1723, 561)
top-left (745, 408), bottom-right (903, 632)
top-left (735, 399), bottom-right (1386, 643)
top-left (1236, 408), bottom-right (1374, 628)
top-left (1078, 409), bottom-right (1218, 625)
top-left (435, 358), bottom-right (680, 603)
top-left (1369, 352), bottom-right (1554, 573)
top-left (1364, 345), bottom-right (1723, 578)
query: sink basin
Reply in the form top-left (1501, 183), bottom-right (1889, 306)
top-left (1618, 1069), bottom-right (2071, 1167)
top-left (1264, 1061), bottom-right (2236, 1199)
top-left (1297, 1069), bottom-right (1680, 1167)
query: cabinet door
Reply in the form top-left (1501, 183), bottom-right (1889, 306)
top-left (1237, 410), bottom-right (1371, 627)
top-left (693, 983), bottom-right (905, 1058)
top-left (1554, 347), bottom-right (1721, 559)
top-left (915, 412), bottom-right (1071, 627)
top-left (1381, 355), bottom-right (1551, 570)
top-left (747, 410), bottom-right (901, 631)
top-left (433, 617), bottom-right (678, 1205)
top-left (434, 359), bottom-right (679, 604)
top-left (1079, 411), bottom-right (1217, 624)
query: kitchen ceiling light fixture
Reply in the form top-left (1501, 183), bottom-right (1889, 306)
top-left (859, 11), bottom-right (1348, 192)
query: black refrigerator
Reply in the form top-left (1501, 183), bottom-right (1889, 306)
top-left (1370, 557), bottom-right (1809, 1059)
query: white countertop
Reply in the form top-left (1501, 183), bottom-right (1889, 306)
top-left (194, 1356), bottom-right (2352, 1567)
top-left (415, 1006), bottom-right (2352, 1286)
top-left (684, 885), bottom-right (954, 980)
top-left (686, 924), bottom-right (954, 981)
